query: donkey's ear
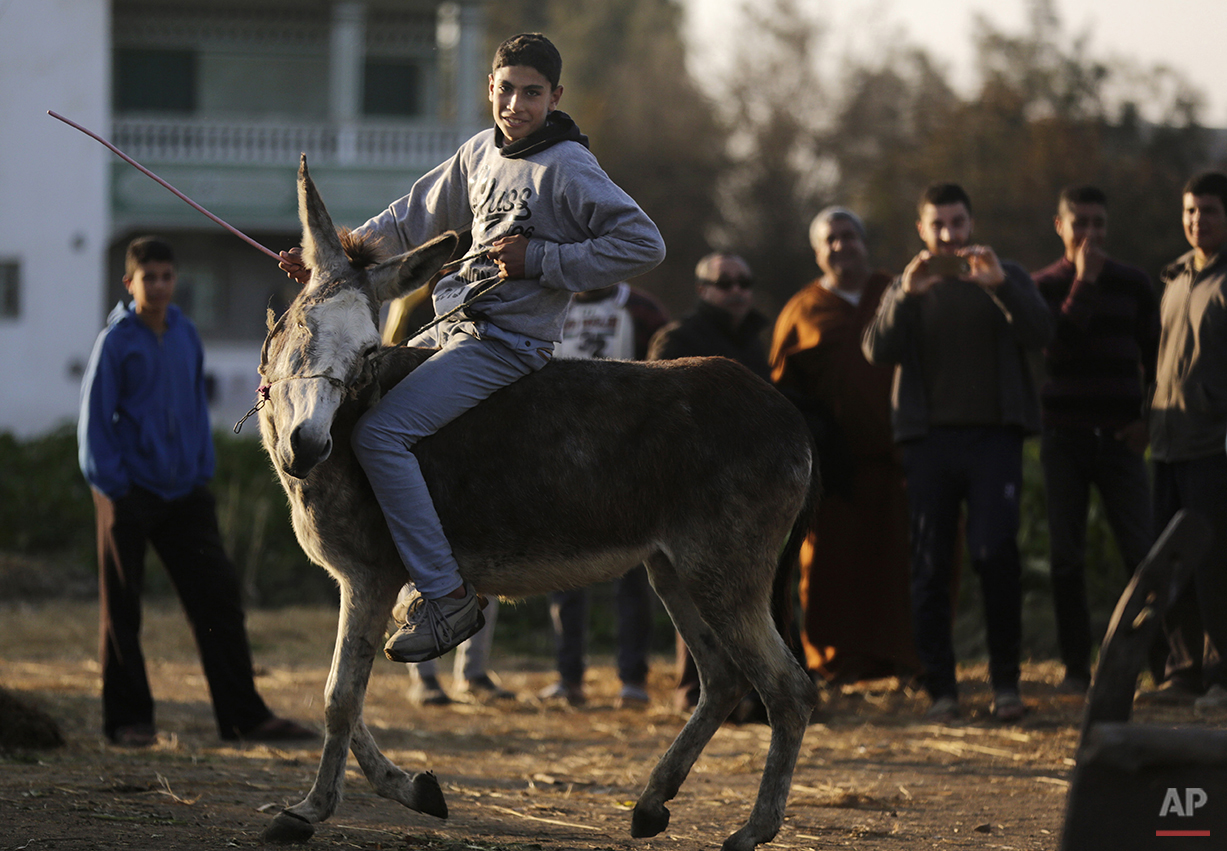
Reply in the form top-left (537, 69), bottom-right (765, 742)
top-left (298, 155), bottom-right (350, 291)
top-left (367, 232), bottom-right (460, 303)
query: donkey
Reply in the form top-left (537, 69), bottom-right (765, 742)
top-left (253, 155), bottom-right (820, 851)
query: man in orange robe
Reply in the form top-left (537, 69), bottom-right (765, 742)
top-left (771, 208), bottom-right (918, 684)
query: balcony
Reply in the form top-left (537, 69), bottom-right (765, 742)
top-left (109, 118), bottom-right (468, 231)
top-left (112, 117), bottom-right (467, 169)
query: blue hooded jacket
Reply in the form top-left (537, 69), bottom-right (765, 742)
top-left (78, 301), bottom-right (215, 500)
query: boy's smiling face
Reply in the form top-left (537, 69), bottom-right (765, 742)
top-left (489, 65), bottom-right (562, 143)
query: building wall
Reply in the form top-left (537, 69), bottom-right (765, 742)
top-left (0, 0), bottom-right (112, 437)
top-left (1, 0), bottom-right (486, 438)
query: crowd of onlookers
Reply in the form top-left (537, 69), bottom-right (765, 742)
top-left (401, 170), bottom-right (1227, 727)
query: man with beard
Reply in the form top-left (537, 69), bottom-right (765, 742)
top-left (862, 183), bottom-right (1052, 722)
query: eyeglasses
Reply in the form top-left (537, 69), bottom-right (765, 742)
top-left (704, 275), bottom-right (754, 291)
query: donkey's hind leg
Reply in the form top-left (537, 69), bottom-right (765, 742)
top-left (714, 598), bottom-right (816, 851)
top-left (263, 575), bottom-right (408, 843)
top-left (631, 554), bottom-right (752, 840)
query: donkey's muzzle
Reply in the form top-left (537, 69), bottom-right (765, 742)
top-left (284, 425), bottom-right (333, 478)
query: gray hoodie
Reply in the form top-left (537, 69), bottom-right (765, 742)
top-left (356, 126), bottom-right (665, 344)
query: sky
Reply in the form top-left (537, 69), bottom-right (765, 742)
top-left (681, 0), bottom-right (1227, 126)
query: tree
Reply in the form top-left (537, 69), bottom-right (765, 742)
top-left (710, 0), bottom-right (831, 312)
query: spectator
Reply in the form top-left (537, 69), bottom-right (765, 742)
top-left (1148, 171), bottom-right (1227, 713)
top-left (770, 207), bottom-right (918, 686)
top-left (537, 283), bottom-right (670, 707)
top-left (78, 236), bottom-right (316, 747)
top-left (648, 253), bottom-right (770, 380)
top-left (862, 183), bottom-right (1053, 722)
top-left (1032, 185), bottom-right (1160, 695)
top-left (648, 252), bottom-right (770, 714)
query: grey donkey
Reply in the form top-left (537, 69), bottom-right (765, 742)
top-left (254, 155), bottom-right (820, 850)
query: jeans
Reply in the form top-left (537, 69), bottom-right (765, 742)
top-left (903, 426), bottom-right (1024, 700)
top-left (1041, 426), bottom-right (1153, 681)
top-left (548, 565), bottom-right (653, 686)
top-left (1154, 453), bottom-right (1227, 691)
top-left (352, 321), bottom-right (551, 597)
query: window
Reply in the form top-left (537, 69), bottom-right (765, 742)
top-left (363, 60), bottom-right (421, 117)
top-left (114, 48), bottom-right (197, 113)
top-left (0, 261), bottom-right (18, 318)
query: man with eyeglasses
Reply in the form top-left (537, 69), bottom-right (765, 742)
top-left (648, 253), bottom-right (770, 380)
top-left (649, 252), bottom-right (771, 717)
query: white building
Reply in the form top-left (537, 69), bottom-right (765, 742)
top-left (0, 0), bottom-right (486, 437)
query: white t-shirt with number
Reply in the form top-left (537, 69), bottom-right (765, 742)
top-left (553, 283), bottom-right (635, 360)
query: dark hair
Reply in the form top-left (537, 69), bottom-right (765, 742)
top-left (492, 33), bottom-right (562, 89)
top-left (1184, 171), bottom-right (1227, 211)
top-left (918, 183), bottom-right (972, 216)
top-left (1059, 184), bottom-right (1108, 211)
top-left (125, 236), bottom-right (175, 277)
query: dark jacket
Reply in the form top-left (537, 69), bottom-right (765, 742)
top-left (861, 261), bottom-right (1053, 443)
top-left (1150, 249), bottom-right (1227, 461)
top-left (1033, 256), bottom-right (1159, 431)
top-left (647, 299), bottom-right (771, 380)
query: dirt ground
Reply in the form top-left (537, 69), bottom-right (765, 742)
top-left (1, 600), bottom-right (1222, 851)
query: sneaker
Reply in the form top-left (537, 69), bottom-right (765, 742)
top-left (992, 689), bottom-right (1027, 722)
top-left (538, 680), bottom-right (586, 706)
top-left (616, 683), bottom-right (650, 709)
top-left (458, 674), bottom-right (515, 703)
top-left (923, 695), bottom-right (960, 723)
top-left (409, 674), bottom-right (452, 706)
top-left (1194, 684), bottom-right (1227, 714)
top-left (384, 584), bottom-right (485, 663)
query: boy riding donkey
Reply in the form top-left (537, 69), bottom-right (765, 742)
top-left (280, 33), bottom-right (665, 664)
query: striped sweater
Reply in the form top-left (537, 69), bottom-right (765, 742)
top-left (1033, 256), bottom-right (1159, 431)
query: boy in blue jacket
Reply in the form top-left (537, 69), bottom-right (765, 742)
top-left (79, 236), bottom-right (314, 747)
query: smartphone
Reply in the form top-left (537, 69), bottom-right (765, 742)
top-left (927, 254), bottom-right (970, 278)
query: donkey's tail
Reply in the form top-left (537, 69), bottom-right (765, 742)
top-left (771, 444), bottom-right (822, 651)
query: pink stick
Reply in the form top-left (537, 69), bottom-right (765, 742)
top-left (48, 110), bottom-right (283, 263)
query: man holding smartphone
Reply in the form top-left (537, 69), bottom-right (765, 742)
top-left (862, 183), bottom-right (1053, 723)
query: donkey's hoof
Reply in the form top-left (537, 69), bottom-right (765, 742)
top-left (261, 810), bottom-right (316, 844)
top-left (631, 802), bottom-right (670, 837)
top-left (721, 824), bottom-right (773, 851)
top-left (410, 770), bottom-right (449, 819)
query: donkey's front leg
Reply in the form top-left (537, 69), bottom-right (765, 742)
top-left (349, 719), bottom-right (447, 817)
top-left (262, 579), bottom-right (393, 844)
